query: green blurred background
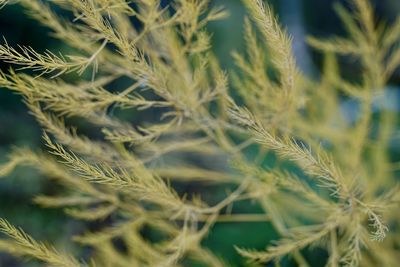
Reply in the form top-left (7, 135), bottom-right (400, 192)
top-left (0, 0), bottom-right (399, 266)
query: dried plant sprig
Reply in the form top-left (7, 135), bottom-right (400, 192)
top-left (0, 218), bottom-right (82, 267)
top-left (236, 212), bottom-right (344, 263)
top-left (242, 0), bottom-right (298, 96)
top-left (0, 41), bottom-right (90, 77)
top-left (228, 101), bottom-right (349, 197)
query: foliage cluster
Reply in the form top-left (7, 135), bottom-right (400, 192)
top-left (0, 0), bottom-right (400, 266)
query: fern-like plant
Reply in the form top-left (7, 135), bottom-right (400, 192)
top-left (0, 0), bottom-right (400, 266)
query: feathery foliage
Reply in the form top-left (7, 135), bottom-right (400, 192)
top-left (0, 0), bottom-right (400, 266)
